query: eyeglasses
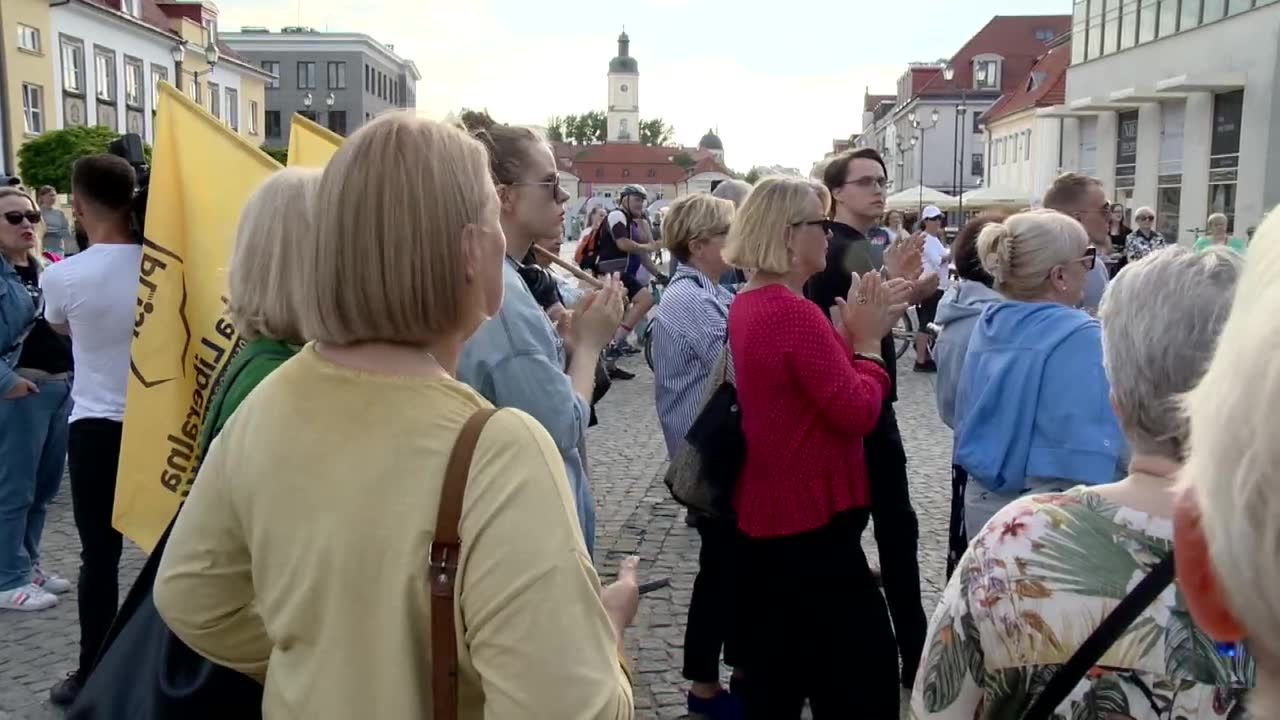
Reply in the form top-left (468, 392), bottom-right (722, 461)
top-left (794, 218), bottom-right (833, 234)
top-left (1077, 246), bottom-right (1098, 270)
top-left (510, 177), bottom-right (565, 200)
top-left (2, 210), bottom-right (40, 226)
top-left (1135, 214), bottom-right (1154, 221)
top-left (843, 176), bottom-right (888, 190)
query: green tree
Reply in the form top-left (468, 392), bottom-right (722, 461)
top-left (672, 152), bottom-right (697, 171)
top-left (458, 107), bottom-right (496, 133)
top-left (744, 167), bottom-right (763, 185)
top-left (640, 118), bottom-right (674, 146)
top-left (259, 144), bottom-right (289, 165)
top-left (17, 126), bottom-right (132, 192)
top-left (545, 116), bottom-right (565, 143)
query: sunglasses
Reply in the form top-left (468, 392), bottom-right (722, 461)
top-left (795, 218), bottom-right (833, 234)
top-left (1077, 246), bottom-right (1098, 270)
top-left (1135, 214), bottom-right (1154, 221)
top-left (2, 210), bottom-right (40, 226)
top-left (510, 177), bottom-right (565, 200)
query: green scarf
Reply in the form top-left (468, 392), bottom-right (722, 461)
top-left (197, 338), bottom-right (301, 456)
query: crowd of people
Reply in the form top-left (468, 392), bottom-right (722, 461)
top-left (0, 113), bottom-right (1275, 720)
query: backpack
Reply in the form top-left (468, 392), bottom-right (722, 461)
top-left (575, 222), bottom-right (604, 272)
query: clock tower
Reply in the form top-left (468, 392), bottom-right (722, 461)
top-left (607, 31), bottom-right (640, 143)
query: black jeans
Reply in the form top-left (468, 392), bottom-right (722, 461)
top-left (867, 402), bottom-right (927, 689)
top-left (67, 419), bottom-right (124, 675)
top-left (735, 510), bottom-right (898, 719)
top-left (682, 515), bottom-right (740, 684)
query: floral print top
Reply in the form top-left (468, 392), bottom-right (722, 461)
top-left (1125, 230), bottom-right (1171, 262)
top-left (911, 487), bottom-right (1254, 719)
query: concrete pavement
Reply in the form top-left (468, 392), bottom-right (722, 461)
top-left (0, 353), bottom-right (953, 719)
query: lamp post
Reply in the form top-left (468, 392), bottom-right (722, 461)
top-left (303, 91), bottom-right (313, 119)
top-left (944, 63), bottom-right (967, 224)
top-left (909, 107), bottom-right (940, 221)
top-left (172, 41), bottom-right (219, 103)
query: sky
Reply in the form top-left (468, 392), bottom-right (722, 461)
top-left (217, 0), bottom-right (1072, 173)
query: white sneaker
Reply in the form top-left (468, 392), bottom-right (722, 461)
top-left (33, 566), bottom-right (72, 595)
top-left (0, 583), bottom-right (58, 611)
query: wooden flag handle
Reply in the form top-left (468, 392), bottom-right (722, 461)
top-left (532, 245), bottom-right (604, 289)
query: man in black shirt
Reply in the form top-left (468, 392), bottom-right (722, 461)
top-left (806, 148), bottom-right (936, 691)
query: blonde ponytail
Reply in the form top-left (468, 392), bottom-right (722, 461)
top-left (975, 209), bottom-right (1089, 300)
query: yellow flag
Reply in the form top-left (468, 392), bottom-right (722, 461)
top-left (287, 113), bottom-right (342, 167)
top-left (115, 82), bottom-right (281, 552)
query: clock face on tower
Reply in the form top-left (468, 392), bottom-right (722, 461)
top-left (620, 84), bottom-right (629, 93)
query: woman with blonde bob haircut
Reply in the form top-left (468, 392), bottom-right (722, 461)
top-left (951, 209), bottom-right (1126, 535)
top-left (725, 177), bottom-right (910, 717)
top-left (155, 114), bottom-right (639, 720)
top-left (1178, 208), bottom-right (1280, 717)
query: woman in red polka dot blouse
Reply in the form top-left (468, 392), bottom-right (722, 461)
top-left (722, 177), bottom-right (912, 719)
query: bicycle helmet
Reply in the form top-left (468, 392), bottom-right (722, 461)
top-left (620, 184), bottom-right (647, 201)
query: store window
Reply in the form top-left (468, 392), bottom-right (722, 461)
top-left (1158, 102), bottom-right (1185, 240)
top-left (971, 153), bottom-right (983, 177)
top-left (1115, 110), bottom-right (1138, 199)
top-left (1208, 89), bottom-right (1242, 232)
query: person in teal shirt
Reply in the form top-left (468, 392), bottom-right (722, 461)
top-left (1194, 212), bottom-right (1248, 255)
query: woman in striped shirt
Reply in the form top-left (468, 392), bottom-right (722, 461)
top-left (650, 192), bottom-right (740, 719)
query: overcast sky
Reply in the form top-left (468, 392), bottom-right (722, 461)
top-left (218, 0), bottom-right (1072, 172)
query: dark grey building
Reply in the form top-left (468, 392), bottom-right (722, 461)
top-left (221, 26), bottom-right (420, 148)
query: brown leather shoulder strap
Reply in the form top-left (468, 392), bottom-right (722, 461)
top-left (431, 407), bottom-right (497, 720)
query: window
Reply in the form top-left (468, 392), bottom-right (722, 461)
top-left (297, 61), bottom-right (316, 89)
top-left (974, 60), bottom-right (999, 89)
top-left (17, 24), bottom-right (41, 53)
top-left (595, 168), bottom-right (604, 178)
top-left (1103, 0), bottom-right (1122, 54)
top-left (1159, 0), bottom-right (1181, 36)
top-left (1025, 129), bottom-right (1032, 160)
top-left (1087, 0), bottom-right (1104, 59)
top-left (125, 57), bottom-right (143, 107)
top-left (150, 65), bottom-right (166, 109)
top-left (365, 65), bottom-right (372, 92)
top-left (248, 100), bottom-right (259, 135)
top-left (22, 84), bottom-right (44, 134)
top-left (203, 18), bottom-right (217, 45)
top-left (265, 110), bottom-right (281, 138)
top-left (94, 48), bottom-right (117, 102)
top-left (189, 76), bottom-right (200, 103)
top-left (1116, 110), bottom-right (1139, 190)
top-left (1139, 0), bottom-right (1159, 42)
top-left (971, 152), bottom-right (984, 177)
top-left (1035, 27), bottom-right (1056, 41)
top-left (208, 82), bottom-right (220, 119)
top-left (327, 62), bottom-right (346, 89)
top-left (972, 112), bottom-right (982, 134)
top-left (123, 0), bottom-right (141, 17)
top-left (262, 61), bottom-right (279, 89)
top-left (1120, 0), bottom-right (1139, 49)
top-left (61, 38), bottom-right (85, 93)
top-left (647, 168), bottom-right (657, 178)
top-left (1072, 0), bottom-right (1088, 63)
top-left (327, 110), bottom-right (347, 136)
top-left (1228, 0), bottom-right (1254, 13)
top-left (226, 88), bottom-right (239, 131)
top-left (622, 169), bottom-right (631, 178)
top-left (1202, 0), bottom-right (1226, 22)
top-left (1181, 0), bottom-right (1203, 29)
top-left (1209, 90), bottom-right (1243, 231)
top-left (298, 110), bottom-right (318, 122)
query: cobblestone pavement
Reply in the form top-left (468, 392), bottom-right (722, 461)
top-left (0, 352), bottom-right (951, 719)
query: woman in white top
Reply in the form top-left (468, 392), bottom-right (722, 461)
top-left (915, 206), bottom-right (950, 372)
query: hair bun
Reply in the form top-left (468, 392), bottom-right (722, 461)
top-left (976, 222), bottom-right (1012, 283)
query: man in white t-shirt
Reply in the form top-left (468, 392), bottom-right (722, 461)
top-left (42, 155), bottom-right (142, 707)
top-left (915, 205), bottom-right (951, 373)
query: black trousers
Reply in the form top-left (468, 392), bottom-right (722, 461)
top-left (736, 510), bottom-right (899, 719)
top-left (867, 402), bottom-right (927, 689)
top-left (681, 515), bottom-right (740, 684)
top-left (67, 419), bottom-right (124, 675)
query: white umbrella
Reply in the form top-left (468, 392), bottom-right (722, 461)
top-left (958, 186), bottom-right (1036, 209)
top-left (885, 185), bottom-right (958, 212)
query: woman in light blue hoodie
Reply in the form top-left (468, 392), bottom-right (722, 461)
top-left (952, 210), bottom-right (1127, 536)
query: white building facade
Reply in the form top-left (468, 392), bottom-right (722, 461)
top-left (606, 32), bottom-right (639, 143)
top-left (1058, 0), bottom-right (1280, 240)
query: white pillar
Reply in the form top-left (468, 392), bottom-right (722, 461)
top-left (1133, 102), bottom-right (1162, 213)
top-left (1032, 116), bottom-right (1062, 200)
top-left (1095, 111), bottom-right (1118, 194)
top-left (1179, 92), bottom-right (1213, 241)
top-left (1060, 117), bottom-right (1081, 174)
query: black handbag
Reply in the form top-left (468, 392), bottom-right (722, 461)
top-left (67, 517), bottom-right (264, 719)
top-left (664, 345), bottom-right (745, 519)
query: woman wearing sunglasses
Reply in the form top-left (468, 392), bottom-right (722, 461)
top-left (1124, 206), bottom-right (1169, 263)
top-left (950, 209), bottom-right (1127, 536)
top-left (458, 117), bottom-right (625, 557)
top-left (0, 187), bottom-right (74, 611)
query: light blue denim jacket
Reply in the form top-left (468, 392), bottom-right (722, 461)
top-left (0, 257), bottom-right (36, 397)
top-left (458, 257), bottom-right (595, 555)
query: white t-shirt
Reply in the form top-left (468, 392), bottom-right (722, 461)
top-left (922, 232), bottom-right (951, 292)
top-left (41, 243), bottom-right (142, 423)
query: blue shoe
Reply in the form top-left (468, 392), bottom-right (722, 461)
top-left (687, 689), bottom-right (743, 720)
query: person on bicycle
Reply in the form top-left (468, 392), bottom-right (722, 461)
top-left (596, 185), bottom-right (664, 370)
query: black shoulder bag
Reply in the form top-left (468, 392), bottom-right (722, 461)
top-left (1021, 554), bottom-right (1176, 720)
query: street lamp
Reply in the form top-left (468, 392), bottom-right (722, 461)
top-left (910, 109), bottom-right (939, 220)
top-left (303, 92), bottom-right (313, 116)
top-left (172, 41), bottom-right (219, 102)
top-left (944, 63), bottom-right (967, 223)
top-left (325, 92), bottom-right (336, 108)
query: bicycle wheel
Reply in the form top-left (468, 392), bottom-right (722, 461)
top-left (892, 313), bottom-right (915, 361)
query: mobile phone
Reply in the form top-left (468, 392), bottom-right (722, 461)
top-left (638, 578), bottom-right (670, 595)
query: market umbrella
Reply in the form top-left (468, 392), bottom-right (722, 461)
top-left (885, 185), bottom-right (958, 212)
top-left (958, 186), bottom-right (1036, 210)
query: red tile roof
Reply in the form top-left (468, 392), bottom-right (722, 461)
top-left (553, 142), bottom-right (727, 185)
top-left (916, 15), bottom-right (1070, 97)
top-left (981, 38), bottom-right (1071, 125)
